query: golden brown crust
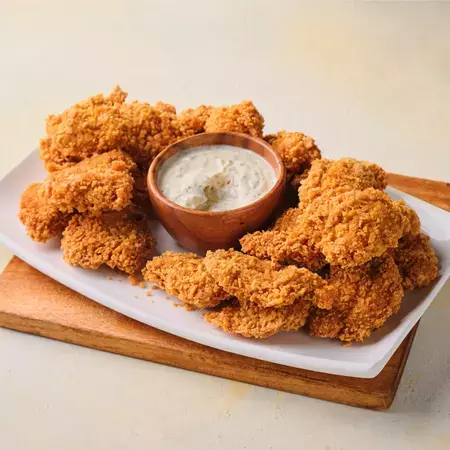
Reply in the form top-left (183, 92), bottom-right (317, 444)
top-left (142, 251), bottom-right (229, 309)
top-left (396, 202), bottom-right (421, 237)
top-left (310, 254), bottom-right (404, 342)
top-left (40, 86), bottom-right (183, 172)
top-left (392, 233), bottom-right (438, 289)
top-left (61, 211), bottom-right (154, 274)
top-left (18, 183), bottom-right (70, 242)
top-left (299, 158), bottom-right (387, 208)
top-left (239, 206), bottom-right (325, 271)
top-left (204, 101), bottom-right (264, 137)
top-left (40, 150), bottom-right (136, 215)
top-left (271, 207), bottom-right (303, 232)
top-left (177, 105), bottom-right (214, 135)
top-left (205, 299), bottom-right (311, 339)
top-left (264, 131), bottom-right (321, 181)
top-left (113, 99), bottom-right (181, 169)
top-left (297, 188), bottom-right (415, 267)
top-left (40, 86), bottom-right (130, 171)
top-left (240, 230), bottom-right (326, 272)
top-left (203, 249), bottom-right (324, 308)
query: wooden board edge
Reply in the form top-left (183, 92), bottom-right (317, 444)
top-left (380, 323), bottom-right (419, 410)
top-left (0, 309), bottom-right (408, 411)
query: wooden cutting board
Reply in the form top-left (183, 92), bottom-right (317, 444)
top-left (0, 174), bottom-right (449, 411)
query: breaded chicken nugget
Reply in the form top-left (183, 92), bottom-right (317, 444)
top-left (18, 183), bottom-right (70, 242)
top-left (61, 211), bottom-right (154, 274)
top-left (309, 253), bottom-right (404, 342)
top-left (40, 150), bottom-right (136, 215)
top-left (298, 188), bottom-right (415, 267)
top-left (392, 233), bottom-right (438, 289)
top-left (142, 251), bottom-right (229, 309)
top-left (240, 205), bottom-right (325, 271)
top-left (264, 131), bottom-right (321, 182)
top-left (41, 86), bottom-right (130, 171)
top-left (271, 207), bottom-right (303, 232)
top-left (177, 105), bottom-right (214, 135)
top-left (205, 299), bottom-right (311, 339)
top-left (299, 158), bottom-right (387, 208)
top-left (40, 86), bottom-right (182, 171)
top-left (396, 202), bottom-right (421, 236)
top-left (203, 249), bottom-right (326, 309)
top-left (119, 99), bottom-right (182, 168)
top-left (204, 101), bottom-right (264, 137)
top-left (240, 230), bottom-right (325, 271)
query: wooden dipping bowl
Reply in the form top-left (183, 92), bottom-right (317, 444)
top-left (147, 132), bottom-right (286, 253)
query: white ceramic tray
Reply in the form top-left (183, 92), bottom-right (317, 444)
top-left (1, 150), bottom-right (449, 378)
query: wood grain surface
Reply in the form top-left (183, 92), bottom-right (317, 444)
top-left (0, 173), bottom-right (449, 411)
top-left (387, 173), bottom-right (450, 211)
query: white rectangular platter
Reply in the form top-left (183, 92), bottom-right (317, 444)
top-left (1, 150), bottom-right (449, 378)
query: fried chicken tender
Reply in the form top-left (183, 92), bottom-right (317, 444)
top-left (309, 253), bottom-right (404, 342)
top-left (264, 131), bottom-right (321, 182)
top-left (240, 207), bottom-right (325, 270)
top-left (18, 183), bottom-right (70, 242)
top-left (298, 188), bottom-right (415, 267)
top-left (39, 150), bottom-right (136, 215)
top-left (142, 251), bottom-right (229, 309)
top-left (119, 99), bottom-right (182, 168)
top-left (204, 249), bottom-right (327, 309)
top-left (41, 86), bottom-right (129, 171)
top-left (204, 299), bottom-right (312, 339)
top-left (392, 233), bottom-right (438, 289)
top-left (271, 207), bottom-right (303, 232)
top-left (40, 86), bottom-right (183, 172)
top-left (177, 105), bottom-right (214, 135)
top-left (299, 158), bottom-right (387, 208)
top-left (240, 230), bottom-right (326, 271)
top-left (396, 202), bottom-right (421, 236)
top-left (204, 101), bottom-right (264, 137)
top-left (61, 211), bottom-right (154, 274)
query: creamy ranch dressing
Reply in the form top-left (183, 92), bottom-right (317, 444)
top-left (157, 145), bottom-right (277, 212)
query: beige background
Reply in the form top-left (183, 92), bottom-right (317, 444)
top-left (1, 1), bottom-right (450, 449)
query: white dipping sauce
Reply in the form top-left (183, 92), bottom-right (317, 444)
top-left (157, 145), bottom-right (277, 212)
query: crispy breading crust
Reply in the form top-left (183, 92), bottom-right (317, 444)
top-left (61, 212), bottom-right (154, 274)
top-left (240, 230), bottom-right (326, 271)
top-left (264, 131), bottom-right (321, 181)
top-left (18, 183), bottom-right (70, 242)
top-left (177, 105), bottom-right (214, 135)
top-left (240, 207), bottom-right (325, 271)
top-left (203, 249), bottom-right (325, 308)
top-left (204, 101), bottom-right (264, 137)
top-left (297, 188), bottom-right (415, 267)
top-left (40, 86), bottom-right (184, 172)
top-left (309, 253), bottom-right (404, 342)
top-left (142, 251), bottom-right (229, 309)
top-left (40, 150), bottom-right (136, 215)
top-left (396, 202), bottom-right (421, 237)
top-left (271, 207), bottom-right (303, 232)
top-left (41, 86), bottom-right (129, 171)
top-left (299, 158), bottom-right (387, 208)
top-left (205, 299), bottom-right (311, 339)
top-left (119, 99), bottom-right (183, 168)
top-left (392, 233), bottom-right (438, 289)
